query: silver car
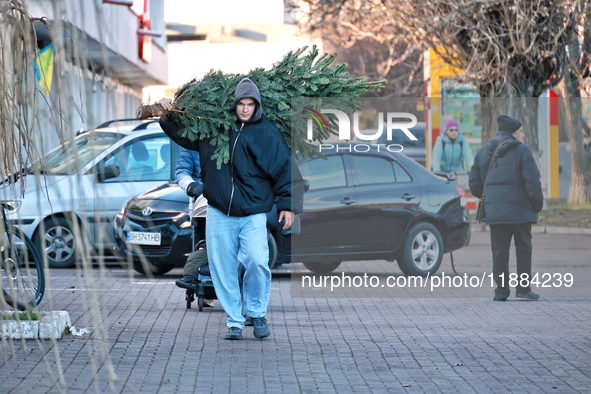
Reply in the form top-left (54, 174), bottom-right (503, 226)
top-left (374, 122), bottom-right (426, 167)
top-left (0, 119), bottom-right (180, 267)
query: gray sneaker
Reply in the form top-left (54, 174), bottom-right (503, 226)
top-left (224, 327), bottom-right (242, 340)
top-left (250, 317), bottom-right (271, 339)
top-left (516, 291), bottom-right (540, 300)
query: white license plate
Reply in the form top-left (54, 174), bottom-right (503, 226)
top-left (127, 232), bottom-right (161, 245)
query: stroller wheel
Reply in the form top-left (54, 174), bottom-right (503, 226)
top-left (198, 296), bottom-right (204, 311)
top-left (186, 290), bottom-right (194, 309)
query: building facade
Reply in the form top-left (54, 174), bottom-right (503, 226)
top-left (27, 0), bottom-right (168, 152)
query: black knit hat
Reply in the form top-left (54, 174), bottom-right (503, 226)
top-left (497, 115), bottom-right (522, 133)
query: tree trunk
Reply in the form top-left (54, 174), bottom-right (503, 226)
top-left (136, 103), bottom-right (166, 119)
top-left (554, 79), bottom-right (591, 204)
top-left (479, 96), bottom-right (507, 145)
top-left (508, 94), bottom-right (539, 155)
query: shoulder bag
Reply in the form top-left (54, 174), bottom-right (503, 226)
top-left (476, 140), bottom-right (508, 222)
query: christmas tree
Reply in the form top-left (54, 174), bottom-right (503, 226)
top-left (138, 46), bottom-right (386, 167)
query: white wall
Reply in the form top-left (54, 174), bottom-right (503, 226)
top-left (144, 1), bottom-right (321, 102)
top-left (28, 0), bottom-right (139, 63)
top-left (143, 41), bottom-right (321, 102)
top-left (164, 0), bottom-right (284, 25)
top-left (167, 42), bottom-right (320, 86)
top-left (27, 0), bottom-right (167, 84)
top-left (33, 64), bottom-right (142, 157)
top-left (23, 0), bottom-right (164, 155)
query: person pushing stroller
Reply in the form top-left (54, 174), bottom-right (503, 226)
top-left (157, 77), bottom-right (300, 340)
top-left (173, 147), bottom-right (210, 297)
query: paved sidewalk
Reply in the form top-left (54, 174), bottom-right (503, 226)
top-left (477, 223), bottom-right (591, 236)
top-left (1, 231), bottom-right (590, 393)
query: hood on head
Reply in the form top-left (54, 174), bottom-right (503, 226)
top-left (231, 77), bottom-right (263, 123)
top-left (487, 132), bottom-right (521, 157)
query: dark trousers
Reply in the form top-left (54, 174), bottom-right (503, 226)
top-left (490, 223), bottom-right (533, 296)
top-left (183, 247), bottom-right (208, 281)
top-left (184, 217), bottom-right (207, 281)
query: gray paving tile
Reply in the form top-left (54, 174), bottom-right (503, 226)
top-left (1, 232), bottom-right (591, 393)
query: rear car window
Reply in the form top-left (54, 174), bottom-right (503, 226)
top-left (103, 136), bottom-right (171, 182)
top-left (392, 161), bottom-right (412, 182)
top-left (351, 155), bottom-right (395, 185)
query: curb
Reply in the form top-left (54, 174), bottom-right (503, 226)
top-left (472, 225), bottom-right (591, 236)
top-left (1, 311), bottom-right (71, 340)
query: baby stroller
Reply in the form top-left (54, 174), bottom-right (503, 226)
top-left (183, 201), bottom-right (279, 311)
top-left (185, 231), bottom-right (279, 311)
top-left (182, 195), bottom-right (215, 310)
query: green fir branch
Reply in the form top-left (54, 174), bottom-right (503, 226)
top-left (168, 45), bottom-right (386, 168)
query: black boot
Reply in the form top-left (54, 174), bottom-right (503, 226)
top-left (175, 276), bottom-right (197, 290)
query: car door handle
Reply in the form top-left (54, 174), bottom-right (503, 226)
top-left (340, 197), bottom-right (356, 205)
top-left (401, 193), bottom-right (416, 200)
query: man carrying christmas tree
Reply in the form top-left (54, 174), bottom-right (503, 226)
top-left (157, 78), bottom-right (297, 340)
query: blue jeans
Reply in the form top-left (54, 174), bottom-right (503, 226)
top-left (206, 205), bottom-right (270, 329)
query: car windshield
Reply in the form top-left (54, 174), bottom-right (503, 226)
top-left (31, 132), bottom-right (124, 175)
top-left (377, 125), bottom-right (425, 148)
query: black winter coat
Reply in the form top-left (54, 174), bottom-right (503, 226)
top-left (469, 131), bottom-right (544, 224)
top-left (160, 114), bottom-right (300, 217)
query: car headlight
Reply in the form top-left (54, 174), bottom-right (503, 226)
top-left (120, 197), bottom-right (134, 215)
top-left (179, 209), bottom-right (192, 228)
top-left (2, 200), bottom-right (22, 215)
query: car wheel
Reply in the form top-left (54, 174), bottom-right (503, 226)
top-left (303, 261), bottom-right (341, 274)
top-left (397, 222), bottom-right (444, 276)
top-left (35, 217), bottom-right (77, 268)
top-left (132, 260), bottom-right (174, 276)
top-left (267, 230), bottom-right (278, 270)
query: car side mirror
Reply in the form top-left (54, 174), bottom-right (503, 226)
top-left (97, 164), bottom-right (120, 182)
top-left (303, 179), bottom-right (310, 192)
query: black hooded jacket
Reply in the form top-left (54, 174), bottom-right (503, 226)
top-left (160, 78), bottom-right (301, 217)
top-left (469, 131), bottom-right (544, 224)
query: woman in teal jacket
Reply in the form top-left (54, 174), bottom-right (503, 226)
top-left (432, 118), bottom-right (474, 172)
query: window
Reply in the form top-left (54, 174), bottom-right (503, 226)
top-left (103, 136), bottom-right (171, 182)
top-left (34, 132), bottom-right (123, 176)
top-left (392, 161), bottom-right (412, 183)
top-left (298, 155), bottom-right (347, 191)
top-left (149, 0), bottom-right (166, 50)
top-left (351, 156), bottom-right (395, 185)
top-left (377, 125), bottom-right (425, 148)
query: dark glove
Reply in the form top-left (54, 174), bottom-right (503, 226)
top-left (186, 182), bottom-right (203, 198)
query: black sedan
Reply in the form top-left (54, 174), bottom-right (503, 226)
top-left (113, 184), bottom-right (279, 275)
top-left (113, 184), bottom-right (193, 275)
top-left (115, 146), bottom-right (470, 276)
top-left (283, 144), bottom-right (470, 275)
